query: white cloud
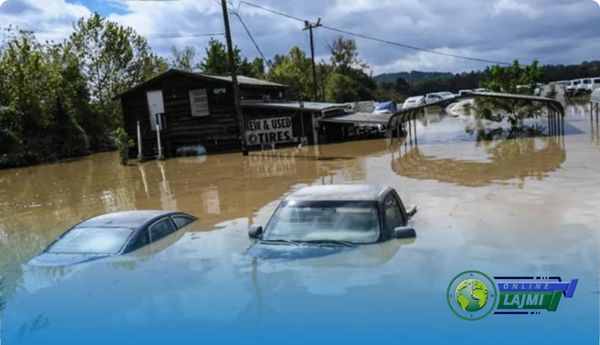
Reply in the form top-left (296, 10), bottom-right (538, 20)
top-left (0, 0), bottom-right (598, 74)
top-left (0, 0), bottom-right (90, 42)
top-left (492, 0), bottom-right (540, 18)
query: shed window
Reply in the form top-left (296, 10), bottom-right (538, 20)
top-left (189, 89), bottom-right (210, 117)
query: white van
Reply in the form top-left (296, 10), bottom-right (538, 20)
top-left (582, 78), bottom-right (593, 91)
top-left (588, 77), bottom-right (600, 91)
top-left (565, 80), bottom-right (577, 94)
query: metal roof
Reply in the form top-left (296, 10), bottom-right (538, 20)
top-left (241, 101), bottom-right (349, 112)
top-left (285, 184), bottom-right (390, 202)
top-left (388, 91), bottom-right (565, 127)
top-left (77, 210), bottom-right (178, 228)
top-left (114, 69), bottom-right (286, 99)
top-left (591, 89), bottom-right (600, 103)
top-left (204, 74), bottom-right (287, 88)
top-left (319, 112), bottom-right (392, 125)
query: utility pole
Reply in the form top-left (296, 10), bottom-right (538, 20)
top-left (221, 0), bottom-right (248, 155)
top-left (303, 18), bottom-right (321, 102)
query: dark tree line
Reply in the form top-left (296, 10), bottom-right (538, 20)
top-left (378, 60), bottom-right (600, 101)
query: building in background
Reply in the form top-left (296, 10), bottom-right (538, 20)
top-left (116, 69), bottom-right (389, 159)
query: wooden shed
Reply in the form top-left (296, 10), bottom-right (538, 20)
top-left (115, 69), bottom-right (288, 158)
top-left (116, 68), bottom-right (389, 159)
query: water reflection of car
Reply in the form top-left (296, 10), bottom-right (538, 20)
top-left (29, 210), bottom-right (197, 266)
top-left (245, 185), bottom-right (417, 260)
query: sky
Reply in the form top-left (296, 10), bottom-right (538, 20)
top-left (0, 0), bottom-right (599, 75)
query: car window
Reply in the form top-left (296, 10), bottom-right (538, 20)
top-left (148, 218), bottom-right (176, 243)
top-left (172, 215), bottom-right (195, 229)
top-left (263, 201), bottom-right (380, 244)
top-left (127, 230), bottom-right (150, 252)
top-left (47, 227), bottom-right (133, 255)
top-left (384, 194), bottom-right (404, 232)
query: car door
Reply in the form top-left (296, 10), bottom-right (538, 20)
top-left (148, 217), bottom-right (177, 243)
top-left (383, 192), bottom-right (407, 240)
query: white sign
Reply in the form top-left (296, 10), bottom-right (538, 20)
top-left (246, 116), bottom-right (293, 146)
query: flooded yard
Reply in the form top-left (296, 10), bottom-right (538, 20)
top-left (1, 104), bottom-right (599, 343)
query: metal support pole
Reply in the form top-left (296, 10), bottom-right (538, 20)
top-left (155, 114), bottom-right (164, 161)
top-left (413, 113), bottom-right (417, 146)
top-left (304, 19), bottom-right (322, 101)
top-left (221, 0), bottom-right (248, 156)
top-left (561, 112), bottom-right (565, 139)
top-left (136, 119), bottom-right (143, 161)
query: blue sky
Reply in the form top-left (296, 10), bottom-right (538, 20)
top-left (1, 0), bottom-right (599, 74)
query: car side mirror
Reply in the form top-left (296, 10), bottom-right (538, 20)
top-left (394, 226), bottom-right (416, 239)
top-left (248, 225), bottom-right (263, 239)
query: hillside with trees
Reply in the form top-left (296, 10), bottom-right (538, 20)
top-left (375, 61), bottom-right (600, 101)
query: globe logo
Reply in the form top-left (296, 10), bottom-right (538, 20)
top-left (455, 278), bottom-right (488, 312)
top-left (447, 270), bottom-right (497, 320)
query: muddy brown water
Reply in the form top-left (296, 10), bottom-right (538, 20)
top-left (0, 104), bottom-right (599, 343)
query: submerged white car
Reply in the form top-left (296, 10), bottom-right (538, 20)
top-left (402, 96), bottom-right (425, 109)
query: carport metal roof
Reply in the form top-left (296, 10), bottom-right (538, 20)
top-left (241, 101), bottom-right (348, 112)
top-left (319, 112), bottom-right (392, 125)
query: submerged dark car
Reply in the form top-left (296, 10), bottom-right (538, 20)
top-left (29, 210), bottom-right (197, 266)
top-left (246, 185), bottom-right (417, 259)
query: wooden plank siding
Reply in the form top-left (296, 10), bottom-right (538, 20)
top-left (120, 71), bottom-right (287, 158)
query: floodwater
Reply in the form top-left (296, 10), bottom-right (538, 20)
top-left (0, 104), bottom-right (599, 344)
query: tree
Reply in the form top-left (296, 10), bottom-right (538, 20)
top-left (326, 36), bottom-right (376, 101)
top-left (67, 13), bottom-right (166, 146)
top-left (200, 38), bottom-right (229, 75)
top-left (477, 60), bottom-right (545, 126)
top-left (199, 38), bottom-right (263, 78)
top-left (329, 36), bottom-right (366, 72)
top-left (267, 46), bottom-right (313, 100)
top-left (325, 73), bottom-right (358, 102)
top-left (0, 29), bottom-right (89, 165)
top-left (170, 46), bottom-right (198, 71)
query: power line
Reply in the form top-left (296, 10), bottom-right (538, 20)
top-left (233, 13), bottom-right (271, 67)
top-left (149, 32), bottom-right (224, 38)
top-left (239, 1), bottom-right (304, 23)
top-left (238, 0), bottom-right (511, 66)
top-left (319, 25), bottom-right (511, 66)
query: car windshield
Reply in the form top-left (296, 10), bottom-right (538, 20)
top-left (47, 227), bottom-right (134, 254)
top-left (263, 200), bottom-right (380, 244)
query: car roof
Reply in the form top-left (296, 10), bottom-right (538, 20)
top-left (405, 96), bottom-right (423, 101)
top-left (285, 184), bottom-right (391, 202)
top-left (76, 210), bottom-right (181, 229)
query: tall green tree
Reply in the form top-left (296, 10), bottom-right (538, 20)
top-left (200, 38), bottom-right (229, 75)
top-left (200, 38), bottom-right (263, 78)
top-left (267, 46), bottom-right (313, 100)
top-left (67, 13), bottom-right (166, 147)
top-left (325, 36), bottom-right (376, 102)
top-left (170, 46), bottom-right (198, 71)
top-left (0, 29), bottom-right (89, 165)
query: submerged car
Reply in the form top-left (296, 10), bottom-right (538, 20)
top-left (402, 96), bottom-right (425, 109)
top-left (246, 185), bottom-right (417, 260)
top-left (29, 210), bottom-right (197, 266)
